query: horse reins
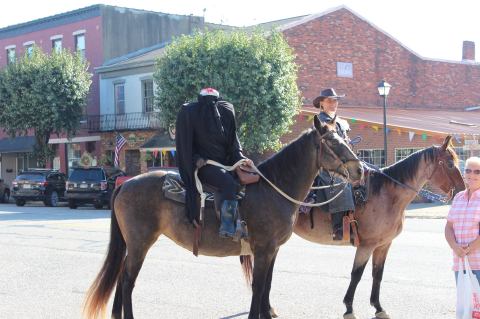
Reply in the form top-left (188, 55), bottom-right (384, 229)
top-left (193, 130), bottom-right (352, 213)
top-left (361, 149), bottom-right (454, 203)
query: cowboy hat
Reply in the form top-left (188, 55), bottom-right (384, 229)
top-left (312, 88), bottom-right (345, 108)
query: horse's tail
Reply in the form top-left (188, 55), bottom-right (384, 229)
top-left (83, 185), bottom-right (126, 319)
top-left (239, 255), bottom-right (253, 286)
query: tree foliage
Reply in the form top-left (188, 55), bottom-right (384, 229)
top-left (0, 47), bottom-right (91, 165)
top-left (154, 30), bottom-right (301, 154)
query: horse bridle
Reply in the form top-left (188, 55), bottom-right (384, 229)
top-left (317, 130), bottom-right (350, 179)
top-left (426, 149), bottom-right (457, 201)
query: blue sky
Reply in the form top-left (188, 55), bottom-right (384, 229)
top-left (1, 0), bottom-right (479, 62)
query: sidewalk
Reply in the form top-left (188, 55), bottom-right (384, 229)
top-left (405, 202), bottom-right (450, 219)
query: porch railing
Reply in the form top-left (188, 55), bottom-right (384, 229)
top-left (83, 111), bottom-right (162, 132)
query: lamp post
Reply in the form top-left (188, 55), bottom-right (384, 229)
top-left (377, 80), bottom-right (392, 166)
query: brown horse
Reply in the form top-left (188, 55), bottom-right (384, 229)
top-left (293, 135), bottom-right (465, 319)
top-left (83, 116), bottom-right (364, 319)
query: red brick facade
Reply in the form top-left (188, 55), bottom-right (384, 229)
top-left (283, 8), bottom-right (480, 110)
top-left (280, 7), bottom-right (479, 166)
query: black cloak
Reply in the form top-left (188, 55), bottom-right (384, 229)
top-left (175, 99), bottom-right (245, 223)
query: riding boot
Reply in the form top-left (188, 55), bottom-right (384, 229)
top-left (332, 211), bottom-right (345, 240)
top-left (219, 200), bottom-right (238, 238)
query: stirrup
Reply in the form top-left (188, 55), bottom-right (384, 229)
top-left (233, 219), bottom-right (248, 242)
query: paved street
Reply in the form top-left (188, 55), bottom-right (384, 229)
top-left (0, 202), bottom-right (457, 319)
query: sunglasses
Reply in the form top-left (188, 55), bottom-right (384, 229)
top-left (465, 169), bottom-right (480, 175)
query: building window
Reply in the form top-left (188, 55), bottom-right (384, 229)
top-left (25, 44), bottom-right (34, 58)
top-left (75, 34), bottom-right (85, 59)
top-left (6, 48), bottom-right (15, 64)
top-left (394, 148), bottom-right (422, 162)
top-left (52, 38), bottom-right (62, 53)
top-left (67, 143), bottom-right (82, 172)
top-left (142, 79), bottom-right (154, 112)
top-left (454, 147), bottom-right (470, 172)
top-left (114, 83), bottom-right (125, 114)
top-left (337, 62), bottom-right (353, 78)
top-left (358, 149), bottom-right (385, 167)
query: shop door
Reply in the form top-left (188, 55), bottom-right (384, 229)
top-left (125, 150), bottom-right (140, 176)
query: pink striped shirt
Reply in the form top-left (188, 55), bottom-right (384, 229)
top-left (447, 188), bottom-right (480, 271)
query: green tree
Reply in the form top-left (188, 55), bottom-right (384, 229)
top-left (154, 30), bottom-right (301, 155)
top-left (0, 47), bottom-right (91, 166)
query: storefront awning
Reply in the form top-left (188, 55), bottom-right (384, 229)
top-left (0, 136), bottom-right (36, 153)
top-left (140, 133), bottom-right (175, 150)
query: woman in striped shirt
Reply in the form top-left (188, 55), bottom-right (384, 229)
top-left (445, 156), bottom-right (480, 282)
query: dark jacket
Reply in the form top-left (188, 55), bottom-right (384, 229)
top-left (318, 111), bottom-right (350, 141)
top-left (317, 111), bottom-right (354, 213)
top-left (175, 100), bottom-right (245, 223)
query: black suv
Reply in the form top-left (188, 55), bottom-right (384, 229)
top-left (65, 167), bottom-right (125, 209)
top-left (0, 179), bottom-right (10, 203)
top-left (12, 169), bottom-right (66, 207)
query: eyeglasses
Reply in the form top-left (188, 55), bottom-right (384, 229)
top-left (465, 168), bottom-right (480, 175)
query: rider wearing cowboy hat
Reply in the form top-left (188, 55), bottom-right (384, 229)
top-left (313, 88), bottom-right (356, 241)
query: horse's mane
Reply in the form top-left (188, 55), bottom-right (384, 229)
top-left (370, 147), bottom-right (437, 195)
top-left (257, 129), bottom-right (316, 183)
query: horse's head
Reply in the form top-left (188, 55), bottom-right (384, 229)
top-left (429, 135), bottom-right (466, 198)
top-left (313, 115), bottom-right (363, 184)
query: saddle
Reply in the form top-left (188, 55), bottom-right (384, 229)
top-left (162, 171), bottom-right (246, 214)
top-left (163, 171), bottom-right (257, 256)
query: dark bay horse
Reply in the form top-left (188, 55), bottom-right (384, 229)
top-left (293, 135), bottom-right (465, 319)
top-left (83, 116), bottom-right (364, 319)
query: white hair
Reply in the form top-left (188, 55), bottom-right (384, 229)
top-left (465, 157), bottom-right (480, 167)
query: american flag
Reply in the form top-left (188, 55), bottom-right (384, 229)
top-left (114, 133), bottom-right (127, 167)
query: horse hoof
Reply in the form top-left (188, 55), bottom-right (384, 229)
top-left (375, 310), bottom-right (390, 319)
top-left (343, 313), bottom-right (357, 319)
top-left (270, 307), bottom-right (278, 318)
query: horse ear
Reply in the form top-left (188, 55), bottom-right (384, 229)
top-left (441, 135), bottom-right (453, 150)
top-left (314, 115), bottom-right (327, 134)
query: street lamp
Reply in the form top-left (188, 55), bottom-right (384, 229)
top-left (377, 80), bottom-right (392, 166)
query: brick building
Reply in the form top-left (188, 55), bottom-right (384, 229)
top-left (0, 4), bottom-right (203, 185)
top-left (277, 6), bottom-right (480, 168)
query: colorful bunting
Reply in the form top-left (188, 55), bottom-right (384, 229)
top-left (421, 133), bottom-right (427, 141)
top-left (350, 118), bottom-right (356, 123)
top-left (371, 125), bottom-right (379, 132)
top-left (408, 131), bottom-right (415, 142)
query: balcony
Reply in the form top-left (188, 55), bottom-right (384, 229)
top-left (84, 112), bottom-right (162, 132)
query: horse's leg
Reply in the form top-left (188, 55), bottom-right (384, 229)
top-left (122, 241), bottom-right (156, 319)
top-left (370, 243), bottom-right (392, 319)
top-left (111, 275), bottom-right (124, 319)
top-left (260, 251), bottom-right (279, 319)
top-left (343, 246), bottom-right (374, 319)
top-left (249, 247), bottom-right (277, 319)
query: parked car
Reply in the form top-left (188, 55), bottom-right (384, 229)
top-left (0, 178), bottom-right (10, 203)
top-left (65, 167), bottom-right (126, 209)
top-left (12, 169), bottom-right (66, 207)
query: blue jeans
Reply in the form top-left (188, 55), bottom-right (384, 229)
top-left (455, 270), bottom-right (480, 284)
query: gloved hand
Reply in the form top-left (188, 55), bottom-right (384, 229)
top-left (196, 157), bottom-right (207, 169)
top-left (242, 158), bottom-right (254, 167)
